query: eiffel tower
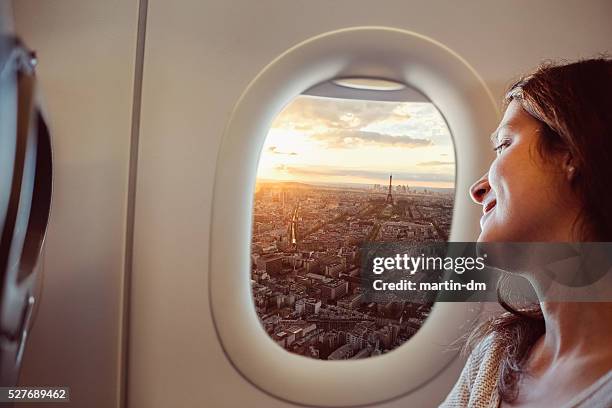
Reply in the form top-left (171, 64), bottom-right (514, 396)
top-left (386, 174), bottom-right (393, 204)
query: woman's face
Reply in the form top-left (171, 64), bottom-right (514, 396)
top-left (470, 100), bottom-right (578, 242)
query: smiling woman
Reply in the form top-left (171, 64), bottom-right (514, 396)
top-left (442, 57), bottom-right (612, 408)
top-left (251, 78), bottom-right (456, 361)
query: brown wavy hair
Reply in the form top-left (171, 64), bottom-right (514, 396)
top-left (466, 57), bottom-right (612, 403)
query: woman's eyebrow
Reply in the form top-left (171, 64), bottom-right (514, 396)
top-left (490, 125), bottom-right (513, 145)
top-left (490, 130), bottom-right (499, 145)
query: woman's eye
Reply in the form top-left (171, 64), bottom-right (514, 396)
top-left (493, 139), bottom-right (511, 155)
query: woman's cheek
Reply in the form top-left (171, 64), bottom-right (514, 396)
top-left (487, 157), bottom-right (503, 194)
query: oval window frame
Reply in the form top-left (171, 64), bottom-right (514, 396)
top-left (210, 26), bottom-right (498, 407)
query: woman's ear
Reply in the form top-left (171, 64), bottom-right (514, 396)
top-left (562, 152), bottom-right (576, 181)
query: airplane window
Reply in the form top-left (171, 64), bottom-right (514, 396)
top-left (251, 79), bottom-right (455, 360)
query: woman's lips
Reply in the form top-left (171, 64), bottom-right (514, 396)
top-left (480, 199), bottom-right (496, 229)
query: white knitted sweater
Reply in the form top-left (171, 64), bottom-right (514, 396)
top-left (439, 335), bottom-right (612, 408)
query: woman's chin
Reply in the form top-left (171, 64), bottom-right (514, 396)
top-left (477, 228), bottom-right (507, 243)
top-left (477, 218), bottom-right (517, 242)
top-left (477, 229), bottom-right (495, 242)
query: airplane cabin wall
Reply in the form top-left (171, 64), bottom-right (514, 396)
top-left (12, 1), bottom-right (140, 407)
top-left (6, 1), bottom-right (612, 407)
top-left (0, 1), bottom-right (13, 35)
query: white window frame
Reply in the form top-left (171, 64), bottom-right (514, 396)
top-left (209, 26), bottom-right (498, 407)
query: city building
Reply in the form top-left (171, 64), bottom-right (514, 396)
top-left (320, 279), bottom-right (349, 301)
top-left (256, 254), bottom-right (283, 275)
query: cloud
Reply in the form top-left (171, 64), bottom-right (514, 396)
top-left (272, 95), bottom-right (452, 148)
top-left (310, 130), bottom-right (432, 149)
top-left (417, 161), bottom-right (455, 166)
top-left (271, 96), bottom-right (451, 147)
top-left (272, 96), bottom-right (408, 131)
top-left (267, 146), bottom-right (298, 156)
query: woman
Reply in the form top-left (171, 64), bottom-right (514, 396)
top-left (441, 58), bottom-right (612, 407)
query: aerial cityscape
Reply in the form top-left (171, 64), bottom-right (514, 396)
top-left (251, 93), bottom-right (454, 360)
top-left (251, 176), bottom-right (454, 359)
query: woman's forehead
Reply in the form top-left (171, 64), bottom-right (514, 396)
top-left (499, 100), bottom-right (540, 132)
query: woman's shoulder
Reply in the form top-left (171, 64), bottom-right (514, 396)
top-left (439, 333), bottom-right (506, 408)
top-left (465, 333), bottom-right (505, 385)
top-left (472, 333), bottom-right (505, 364)
top-left (570, 369), bottom-right (612, 408)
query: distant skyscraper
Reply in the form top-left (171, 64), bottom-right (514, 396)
top-left (386, 174), bottom-right (393, 204)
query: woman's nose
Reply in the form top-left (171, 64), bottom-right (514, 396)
top-left (469, 173), bottom-right (490, 204)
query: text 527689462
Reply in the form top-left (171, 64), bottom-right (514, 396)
top-left (1, 387), bottom-right (70, 402)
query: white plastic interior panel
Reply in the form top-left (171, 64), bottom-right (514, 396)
top-left (12, 2), bottom-right (140, 407)
top-left (210, 27), bottom-right (498, 407)
top-left (304, 80), bottom-right (430, 102)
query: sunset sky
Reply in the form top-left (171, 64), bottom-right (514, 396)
top-left (256, 95), bottom-right (455, 188)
